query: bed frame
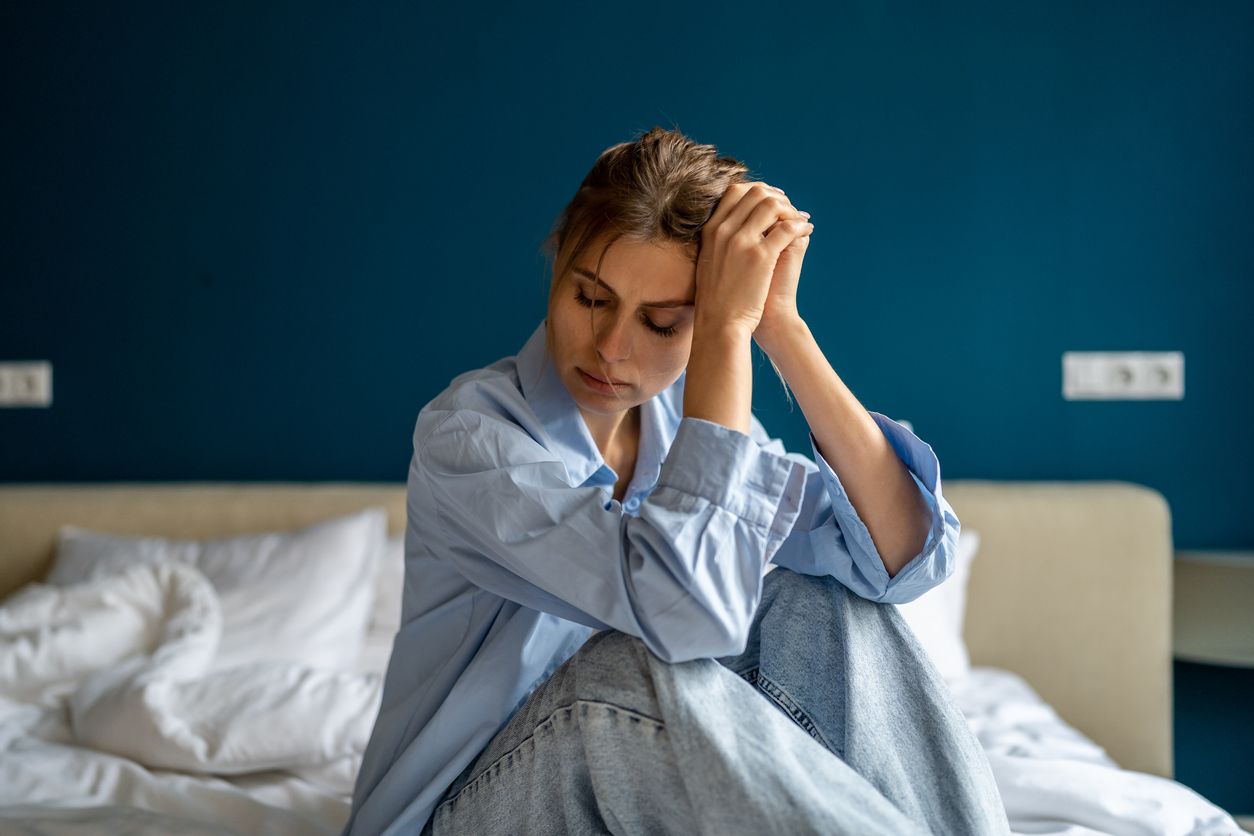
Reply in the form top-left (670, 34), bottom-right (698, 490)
top-left (0, 480), bottom-right (1172, 779)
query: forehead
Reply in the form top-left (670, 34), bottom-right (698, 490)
top-left (572, 238), bottom-right (696, 300)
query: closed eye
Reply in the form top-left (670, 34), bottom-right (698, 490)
top-left (576, 284), bottom-right (678, 336)
top-left (643, 315), bottom-right (678, 338)
top-left (574, 289), bottom-right (608, 308)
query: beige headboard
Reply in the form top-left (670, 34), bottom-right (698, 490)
top-left (0, 480), bottom-right (1172, 779)
top-left (0, 483), bottom-right (408, 598)
top-left (945, 480), bottom-right (1173, 779)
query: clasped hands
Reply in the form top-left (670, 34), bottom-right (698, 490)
top-left (693, 182), bottom-right (813, 356)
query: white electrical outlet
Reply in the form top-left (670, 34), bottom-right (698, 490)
top-left (1062, 352), bottom-right (1183, 400)
top-left (0, 361), bottom-right (53, 407)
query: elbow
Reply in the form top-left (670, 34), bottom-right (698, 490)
top-left (878, 513), bottom-right (933, 579)
top-left (877, 515), bottom-right (958, 606)
top-left (875, 491), bottom-right (936, 579)
top-left (643, 607), bottom-right (753, 664)
top-left (623, 540), bottom-right (762, 663)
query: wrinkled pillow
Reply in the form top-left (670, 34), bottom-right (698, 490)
top-left (49, 509), bottom-right (386, 673)
top-left (896, 529), bottom-right (980, 685)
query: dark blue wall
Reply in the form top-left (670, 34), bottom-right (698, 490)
top-left (3, 0), bottom-right (1253, 813)
top-left (3, 1), bottom-right (1252, 548)
top-left (1175, 661), bottom-right (1254, 814)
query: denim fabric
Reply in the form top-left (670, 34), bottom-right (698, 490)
top-left (427, 570), bottom-right (1008, 836)
top-left (719, 569), bottom-right (1008, 834)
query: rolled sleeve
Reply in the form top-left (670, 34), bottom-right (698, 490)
top-left (769, 413), bottom-right (959, 605)
top-left (659, 418), bottom-right (809, 546)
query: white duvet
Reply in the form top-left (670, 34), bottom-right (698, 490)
top-left (0, 563), bottom-right (379, 836)
top-left (0, 567), bottom-right (1242, 836)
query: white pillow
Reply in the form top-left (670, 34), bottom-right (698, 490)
top-left (895, 529), bottom-right (980, 685)
top-left (354, 534), bottom-right (404, 675)
top-left (50, 509), bottom-right (387, 673)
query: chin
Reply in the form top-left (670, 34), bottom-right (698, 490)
top-left (571, 389), bottom-right (639, 416)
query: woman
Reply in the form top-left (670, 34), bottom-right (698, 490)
top-left (345, 128), bottom-right (1008, 835)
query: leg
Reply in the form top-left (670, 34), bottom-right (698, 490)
top-left (719, 568), bottom-right (1009, 836)
top-left (430, 629), bottom-right (691, 836)
top-left (431, 630), bottom-right (929, 836)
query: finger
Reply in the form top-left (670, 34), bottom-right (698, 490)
top-left (742, 194), bottom-right (803, 240)
top-left (764, 211), bottom-right (812, 236)
top-left (705, 181), bottom-right (792, 235)
top-left (702, 182), bottom-right (756, 232)
top-left (722, 183), bottom-right (791, 238)
top-left (763, 219), bottom-right (814, 256)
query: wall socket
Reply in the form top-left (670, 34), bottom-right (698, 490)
top-left (1063, 352), bottom-right (1184, 400)
top-left (0, 361), bottom-right (53, 407)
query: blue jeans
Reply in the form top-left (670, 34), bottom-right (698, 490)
top-left (427, 570), bottom-right (1009, 835)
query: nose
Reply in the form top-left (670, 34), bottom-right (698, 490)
top-left (594, 311), bottom-right (632, 364)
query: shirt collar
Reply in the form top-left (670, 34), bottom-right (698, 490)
top-left (514, 321), bottom-right (684, 493)
top-left (629, 373), bottom-right (681, 500)
top-left (515, 322), bottom-right (607, 487)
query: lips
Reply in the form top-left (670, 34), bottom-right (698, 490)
top-left (577, 368), bottom-right (630, 395)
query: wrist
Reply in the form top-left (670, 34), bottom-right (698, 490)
top-left (684, 312), bottom-right (755, 435)
top-left (753, 312), bottom-right (809, 357)
top-left (692, 311), bottom-right (756, 348)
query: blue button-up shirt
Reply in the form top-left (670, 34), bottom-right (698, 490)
top-left (344, 322), bottom-right (959, 836)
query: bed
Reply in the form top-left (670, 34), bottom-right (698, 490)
top-left (0, 481), bottom-right (1242, 835)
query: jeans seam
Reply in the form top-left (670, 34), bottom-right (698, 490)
top-left (440, 698), bottom-right (665, 813)
top-left (743, 667), bottom-right (840, 758)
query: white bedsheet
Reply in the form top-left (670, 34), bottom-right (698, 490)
top-left (955, 668), bottom-right (1242, 836)
top-left (0, 569), bottom-right (1242, 836)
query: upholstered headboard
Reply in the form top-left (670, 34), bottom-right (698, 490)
top-left (0, 483), bottom-right (408, 597)
top-left (945, 481), bottom-right (1173, 779)
top-left (0, 479), bottom-right (1172, 779)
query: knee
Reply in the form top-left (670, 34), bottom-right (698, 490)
top-left (576, 629), bottom-right (649, 661)
top-left (761, 567), bottom-right (848, 611)
top-left (765, 569), bottom-right (910, 625)
top-left (757, 569), bottom-right (889, 646)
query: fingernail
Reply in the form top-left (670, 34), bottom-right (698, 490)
top-left (799, 211), bottom-right (811, 219)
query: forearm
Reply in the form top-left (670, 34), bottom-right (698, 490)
top-left (682, 317), bottom-right (754, 435)
top-left (755, 316), bottom-right (931, 576)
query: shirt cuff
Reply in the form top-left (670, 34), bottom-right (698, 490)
top-left (658, 417), bottom-right (808, 543)
top-left (810, 413), bottom-right (954, 602)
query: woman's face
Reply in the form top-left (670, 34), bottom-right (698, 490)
top-left (549, 237), bottom-right (696, 418)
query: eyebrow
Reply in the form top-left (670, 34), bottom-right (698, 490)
top-left (572, 268), bottom-right (694, 309)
